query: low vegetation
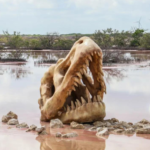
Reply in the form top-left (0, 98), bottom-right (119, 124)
top-left (0, 28), bottom-right (150, 61)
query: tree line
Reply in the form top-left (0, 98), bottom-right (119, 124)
top-left (0, 28), bottom-right (150, 50)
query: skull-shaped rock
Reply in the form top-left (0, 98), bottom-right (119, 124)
top-left (38, 37), bottom-right (106, 123)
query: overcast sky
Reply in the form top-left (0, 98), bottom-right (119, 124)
top-left (0, 0), bottom-right (149, 34)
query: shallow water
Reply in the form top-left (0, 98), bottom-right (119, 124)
top-left (0, 50), bottom-right (150, 150)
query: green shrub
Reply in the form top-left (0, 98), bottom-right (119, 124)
top-left (140, 33), bottom-right (150, 49)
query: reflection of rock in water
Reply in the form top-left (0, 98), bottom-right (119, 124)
top-left (36, 135), bottom-right (106, 150)
top-left (103, 69), bottom-right (126, 84)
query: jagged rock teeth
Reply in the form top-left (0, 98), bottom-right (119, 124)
top-left (75, 101), bottom-right (78, 107)
top-left (71, 101), bottom-right (75, 110)
top-left (77, 99), bottom-right (81, 107)
top-left (74, 77), bottom-right (81, 84)
top-left (81, 97), bottom-right (86, 104)
top-left (94, 51), bottom-right (97, 54)
top-left (97, 95), bottom-right (102, 102)
top-left (74, 82), bottom-right (78, 87)
top-left (88, 98), bottom-right (92, 103)
top-left (88, 55), bottom-right (92, 62)
top-left (91, 52), bottom-right (94, 56)
top-left (58, 111), bottom-right (62, 116)
top-left (85, 59), bottom-right (89, 66)
top-left (93, 96), bottom-right (97, 102)
top-left (72, 86), bottom-right (76, 91)
top-left (68, 90), bottom-right (71, 96)
top-left (67, 105), bottom-right (70, 112)
top-left (98, 52), bottom-right (101, 56)
top-left (76, 72), bottom-right (82, 79)
top-left (80, 68), bottom-right (84, 75)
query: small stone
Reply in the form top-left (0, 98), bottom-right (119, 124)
top-left (7, 119), bottom-right (19, 125)
top-left (88, 127), bottom-right (97, 131)
top-left (39, 130), bottom-right (48, 135)
top-left (111, 118), bottom-right (119, 123)
top-left (96, 128), bottom-right (109, 137)
top-left (105, 122), bottom-right (112, 127)
top-left (29, 124), bottom-right (37, 130)
top-left (133, 123), bottom-right (144, 129)
top-left (108, 127), bottom-right (115, 131)
top-left (139, 119), bottom-right (150, 124)
top-left (124, 128), bottom-right (135, 134)
top-left (120, 121), bottom-right (131, 128)
top-left (136, 126), bottom-right (150, 134)
top-left (93, 121), bottom-right (105, 127)
top-left (128, 122), bottom-right (133, 126)
top-left (2, 111), bottom-right (18, 123)
top-left (113, 129), bottom-right (124, 133)
top-left (70, 121), bottom-right (85, 129)
top-left (50, 119), bottom-right (63, 128)
top-left (56, 132), bottom-right (62, 138)
top-left (35, 126), bottom-right (45, 133)
top-left (62, 133), bottom-right (78, 138)
top-left (96, 127), bottom-right (103, 132)
top-left (16, 122), bottom-right (29, 128)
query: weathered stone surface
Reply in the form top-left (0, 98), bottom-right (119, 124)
top-left (16, 122), bottom-right (29, 128)
top-left (108, 127), bottom-right (115, 131)
top-left (2, 111), bottom-right (18, 123)
top-left (124, 128), bottom-right (135, 134)
top-left (50, 119), bottom-right (63, 128)
top-left (93, 121), bottom-right (105, 127)
top-left (128, 122), bottom-right (133, 126)
top-left (136, 126), bottom-right (150, 134)
top-left (35, 126), bottom-right (45, 133)
top-left (113, 129), bottom-right (124, 133)
top-left (133, 123), bottom-right (144, 129)
top-left (70, 121), bottom-right (85, 129)
top-left (96, 128), bottom-right (109, 137)
top-left (139, 119), bottom-right (150, 124)
top-left (96, 127), bottom-right (103, 132)
top-left (56, 132), bottom-right (62, 137)
top-left (88, 127), bottom-right (97, 131)
top-left (105, 122), bottom-right (112, 127)
top-left (111, 118), bottom-right (119, 123)
top-left (39, 130), bottom-right (48, 135)
top-left (7, 119), bottom-right (19, 125)
top-left (120, 121), bottom-right (131, 128)
top-left (26, 124), bottom-right (37, 132)
top-left (62, 133), bottom-right (78, 138)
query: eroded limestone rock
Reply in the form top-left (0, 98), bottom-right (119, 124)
top-left (2, 111), bottom-right (18, 123)
top-left (96, 128), bottom-right (109, 137)
top-left (50, 119), bottom-right (63, 128)
top-left (124, 128), bottom-right (135, 134)
top-left (70, 121), bottom-right (85, 129)
top-left (62, 133), bottom-right (78, 138)
top-left (35, 126), bottom-right (45, 133)
top-left (7, 119), bottom-right (19, 125)
top-left (16, 122), bottom-right (29, 128)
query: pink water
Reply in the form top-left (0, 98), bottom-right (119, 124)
top-left (0, 51), bottom-right (150, 150)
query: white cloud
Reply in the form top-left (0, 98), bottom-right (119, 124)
top-left (0, 0), bottom-right (55, 8)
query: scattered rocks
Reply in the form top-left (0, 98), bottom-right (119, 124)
top-left (111, 118), bottom-right (119, 123)
top-left (70, 121), bottom-right (85, 129)
top-left (124, 128), bottom-right (135, 134)
top-left (39, 130), bottom-right (48, 135)
top-left (16, 122), bottom-right (29, 128)
top-left (120, 121), bottom-right (131, 128)
top-left (88, 127), bottom-right (97, 131)
top-left (56, 132), bottom-right (62, 138)
top-left (96, 128), bottom-right (109, 137)
top-left (35, 126), bottom-right (45, 133)
top-left (113, 129), bottom-right (124, 133)
top-left (93, 121), bottom-right (105, 127)
top-left (139, 119), bottom-right (150, 124)
top-left (7, 119), bottom-right (19, 125)
top-left (26, 124), bottom-right (37, 132)
top-left (96, 127), bottom-right (103, 132)
top-left (2, 111), bottom-right (18, 123)
top-left (136, 126), bottom-right (150, 134)
top-left (50, 119), bottom-right (63, 128)
top-left (62, 133), bottom-right (78, 138)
